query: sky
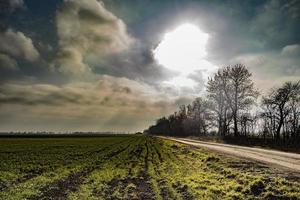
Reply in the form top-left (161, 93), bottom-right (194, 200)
top-left (0, 0), bottom-right (299, 132)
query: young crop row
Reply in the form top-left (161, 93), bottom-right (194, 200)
top-left (0, 136), bottom-right (134, 199)
top-left (0, 135), bottom-right (300, 200)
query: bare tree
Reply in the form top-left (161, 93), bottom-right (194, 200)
top-left (147, 65), bottom-right (299, 149)
top-left (260, 102), bottom-right (277, 139)
top-left (225, 64), bottom-right (258, 136)
top-left (207, 70), bottom-right (231, 136)
top-left (289, 93), bottom-right (300, 139)
top-left (208, 64), bottom-right (258, 137)
top-left (262, 81), bottom-right (300, 141)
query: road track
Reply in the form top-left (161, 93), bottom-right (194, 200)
top-left (160, 137), bottom-right (300, 172)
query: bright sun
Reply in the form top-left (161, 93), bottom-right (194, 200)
top-left (154, 23), bottom-right (213, 88)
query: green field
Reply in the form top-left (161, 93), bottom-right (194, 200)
top-left (0, 135), bottom-right (299, 200)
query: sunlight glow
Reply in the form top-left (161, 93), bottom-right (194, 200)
top-left (153, 23), bottom-right (214, 88)
top-left (154, 23), bottom-right (209, 74)
top-left (163, 75), bottom-right (197, 88)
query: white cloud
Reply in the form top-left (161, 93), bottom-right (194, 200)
top-left (0, 29), bottom-right (40, 62)
top-left (54, 0), bottom-right (134, 74)
top-left (281, 44), bottom-right (300, 57)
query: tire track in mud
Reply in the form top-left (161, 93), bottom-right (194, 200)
top-left (153, 139), bottom-right (194, 200)
top-left (135, 139), bottom-right (155, 200)
top-left (170, 147), bottom-right (195, 200)
top-left (101, 138), bottom-right (155, 200)
top-left (151, 142), bottom-right (171, 200)
top-left (149, 139), bottom-right (174, 200)
top-left (92, 141), bottom-right (143, 197)
top-left (153, 145), bottom-right (163, 163)
top-left (28, 142), bottom-right (132, 200)
top-left (92, 139), bottom-right (143, 198)
top-left (127, 139), bottom-right (144, 177)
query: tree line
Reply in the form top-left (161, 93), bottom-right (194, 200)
top-left (146, 64), bottom-right (300, 147)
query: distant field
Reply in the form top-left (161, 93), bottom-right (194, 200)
top-left (0, 135), bottom-right (299, 200)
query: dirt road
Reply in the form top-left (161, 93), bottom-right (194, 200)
top-left (160, 137), bottom-right (300, 172)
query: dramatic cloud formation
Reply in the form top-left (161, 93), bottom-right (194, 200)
top-left (0, 0), bottom-right (299, 132)
top-left (53, 0), bottom-right (133, 74)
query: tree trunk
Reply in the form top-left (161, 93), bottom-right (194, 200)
top-left (233, 114), bottom-right (238, 137)
top-left (276, 109), bottom-right (284, 141)
top-left (218, 114), bottom-right (226, 137)
top-left (292, 111), bottom-right (297, 139)
top-left (234, 82), bottom-right (238, 137)
top-left (276, 122), bottom-right (282, 141)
